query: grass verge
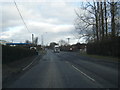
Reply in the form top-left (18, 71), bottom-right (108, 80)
top-left (79, 52), bottom-right (120, 62)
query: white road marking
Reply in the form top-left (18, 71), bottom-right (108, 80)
top-left (72, 65), bottom-right (95, 82)
top-left (65, 61), bottom-right (69, 63)
top-left (22, 55), bottom-right (40, 71)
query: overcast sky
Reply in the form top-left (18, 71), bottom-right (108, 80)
top-left (0, 0), bottom-right (87, 45)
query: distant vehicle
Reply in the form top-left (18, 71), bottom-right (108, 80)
top-left (69, 47), bottom-right (73, 51)
top-left (54, 45), bottom-right (60, 53)
top-left (30, 47), bottom-right (36, 50)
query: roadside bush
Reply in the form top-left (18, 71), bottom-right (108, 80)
top-left (2, 45), bottom-right (37, 64)
top-left (87, 37), bottom-right (120, 58)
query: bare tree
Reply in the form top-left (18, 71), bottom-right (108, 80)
top-left (74, 0), bottom-right (119, 43)
top-left (108, 0), bottom-right (119, 38)
top-left (25, 40), bottom-right (31, 43)
top-left (100, 2), bottom-right (105, 40)
top-left (104, 0), bottom-right (108, 37)
top-left (59, 40), bottom-right (68, 46)
top-left (75, 1), bottom-right (102, 42)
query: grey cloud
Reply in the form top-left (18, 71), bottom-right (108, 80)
top-left (1, 1), bottom-right (82, 44)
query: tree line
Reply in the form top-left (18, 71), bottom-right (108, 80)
top-left (75, 0), bottom-right (120, 42)
top-left (75, 0), bottom-right (120, 57)
top-left (2, 45), bottom-right (37, 64)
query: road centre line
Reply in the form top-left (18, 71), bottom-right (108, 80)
top-left (22, 55), bottom-right (40, 71)
top-left (65, 61), bottom-right (69, 63)
top-left (72, 65), bottom-right (95, 82)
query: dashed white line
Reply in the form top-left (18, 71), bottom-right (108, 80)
top-left (65, 61), bottom-right (69, 63)
top-left (22, 55), bottom-right (40, 71)
top-left (72, 65), bottom-right (95, 82)
top-left (65, 61), bottom-right (95, 82)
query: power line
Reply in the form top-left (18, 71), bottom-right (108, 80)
top-left (14, 0), bottom-right (31, 33)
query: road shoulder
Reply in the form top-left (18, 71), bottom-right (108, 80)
top-left (2, 51), bottom-right (45, 88)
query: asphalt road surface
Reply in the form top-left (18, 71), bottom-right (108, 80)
top-left (8, 49), bottom-right (118, 88)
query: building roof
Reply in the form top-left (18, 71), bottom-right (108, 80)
top-left (6, 43), bottom-right (32, 45)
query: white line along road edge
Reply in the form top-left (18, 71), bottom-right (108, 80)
top-left (22, 55), bottom-right (40, 71)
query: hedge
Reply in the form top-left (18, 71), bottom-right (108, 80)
top-left (87, 37), bottom-right (120, 58)
top-left (2, 45), bottom-right (37, 64)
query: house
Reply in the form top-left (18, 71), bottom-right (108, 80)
top-left (71, 43), bottom-right (87, 53)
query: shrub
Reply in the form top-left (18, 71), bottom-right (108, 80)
top-left (87, 37), bottom-right (120, 58)
top-left (2, 45), bottom-right (37, 64)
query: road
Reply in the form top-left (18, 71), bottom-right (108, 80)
top-left (7, 49), bottom-right (118, 88)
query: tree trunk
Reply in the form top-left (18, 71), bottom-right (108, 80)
top-left (94, 2), bottom-right (99, 41)
top-left (104, 0), bottom-right (108, 37)
top-left (97, 2), bottom-right (101, 41)
top-left (110, 1), bottom-right (116, 38)
top-left (100, 2), bottom-right (105, 40)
